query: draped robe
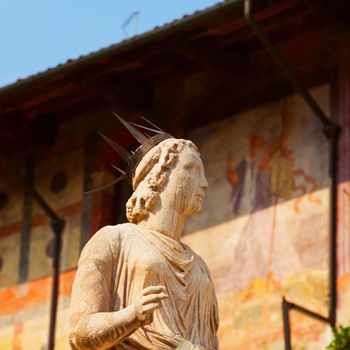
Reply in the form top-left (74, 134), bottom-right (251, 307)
top-left (69, 223), bottom-right (219, 350)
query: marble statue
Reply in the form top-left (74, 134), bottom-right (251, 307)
top-left (69, 124), bottom-right (219, 350)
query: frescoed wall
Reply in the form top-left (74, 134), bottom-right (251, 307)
top-left (184, 84), bottom-right (350, 349)
top-left (0, 111), bottom-right (123, 349)
top-left (0, 146), bottom-right (83, 350)
top-left (0, 84), bottom-right (349, 350)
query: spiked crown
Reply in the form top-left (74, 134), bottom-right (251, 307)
top-left (85, 113), bottom-right (173, 194)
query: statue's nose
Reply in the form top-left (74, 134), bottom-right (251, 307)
top-left (201, 176), bottom-right (208, 191)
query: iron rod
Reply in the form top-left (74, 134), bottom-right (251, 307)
top-left (288, 302), bottom-right (329, 324)
top-left (0, 150), bottom-right (60, 221)
top-left (244, 0), bottom-right (331, 127)
top-left (18, 155), bottom-right (34, 283)
top-left (282, 298), bottom-right (292, 350)
top-left (47, 219), bottom-right (65, 350)
top-left (328, 132), bottom-right (340, 327)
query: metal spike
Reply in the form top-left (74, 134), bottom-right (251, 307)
top-left (98, 132), bottom-right (132, 162)
top-left (110, 164), bottom-right (126, 175)
top-left (83, 174), bottom-right (126, 195)
top-left (129, 122), bottom-right (162, 134)
top-left (140, 116), bottom-right (164, 131)
top-left (113, 112), bottom-right (148, 143)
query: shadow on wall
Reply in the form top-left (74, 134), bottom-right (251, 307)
top-left (184, 84), bottom-right (334, 294)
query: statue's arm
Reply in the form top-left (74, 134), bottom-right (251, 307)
top-left (70, 285), bottom-right (167, 350)
top-left (69, 227), bottom-right (167, 350)
top-left (69, 303), bottom-right (142, 350)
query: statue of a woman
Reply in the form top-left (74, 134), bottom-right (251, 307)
top-left (69, 130), bottom-right (219, 350)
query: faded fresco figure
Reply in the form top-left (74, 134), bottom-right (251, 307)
top-left (69, 123), bottom-right (219, 350)
top-left (226, 103), bottom-right (302, 291)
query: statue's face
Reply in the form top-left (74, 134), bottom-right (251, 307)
top-left (165, 146), bottom-right (208, 217)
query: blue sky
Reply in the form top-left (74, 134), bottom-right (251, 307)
top-left (0, 0), bottom-right (220, 88)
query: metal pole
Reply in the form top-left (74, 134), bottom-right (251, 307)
top-left (243, 0), bottom-right (331, 127)
top-left (0, 151), bottom-right (60, 221)
top-left (48, 218), bottom-right (65, 350)
top-left (289, 302), bottom-right (330, 324)
top-left (282, 297), bottom-right (292, 350)
top-left (325, 128), bottom-right (340, 327)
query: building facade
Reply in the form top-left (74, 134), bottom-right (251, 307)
top-left (0, 1), bottom-right (350, 349)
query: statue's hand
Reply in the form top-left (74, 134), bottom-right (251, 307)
top-left (133, 285), bottom-right (168, 325)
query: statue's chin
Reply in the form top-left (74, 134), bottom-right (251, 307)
top-left (186, 204), bottom-right (203, 218)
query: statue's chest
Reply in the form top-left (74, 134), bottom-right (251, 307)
top-left (117, 232), bottom-right (213, 298)
top-left (135, 246), bottom-right (211, 292)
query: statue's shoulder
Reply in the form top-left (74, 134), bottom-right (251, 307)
top-left (89, 223), bottom-right (135, 242)
top-left (79, 223), bottom-right (138, 264)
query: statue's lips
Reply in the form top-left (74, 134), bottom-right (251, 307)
top-left (196, 194), bottom-right (204, 201)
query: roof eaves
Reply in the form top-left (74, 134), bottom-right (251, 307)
top-left (0, 0), bottom-right (242, 99)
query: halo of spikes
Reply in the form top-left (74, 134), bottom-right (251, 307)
top-left (84, 113), bottom-right (173, 195)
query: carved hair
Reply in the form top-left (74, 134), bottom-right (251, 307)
top-left (126, 139), bottom-right (198, 223)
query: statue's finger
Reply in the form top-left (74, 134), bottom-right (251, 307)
top-left (143, 302), bottom-right (162, 312)
top-left (143, 293), bottom-right (168, 304)
top-left (142, 285), bottom-right (166, 295)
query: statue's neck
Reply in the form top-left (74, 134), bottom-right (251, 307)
top-left (137, 206), bottom-right (186, 242)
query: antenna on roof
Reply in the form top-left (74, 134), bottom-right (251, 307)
top-left (122, 10), bottom-right (140, 38)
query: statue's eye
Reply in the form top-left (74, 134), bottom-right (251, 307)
top-left (183, 162), bottom-right (195, 170)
